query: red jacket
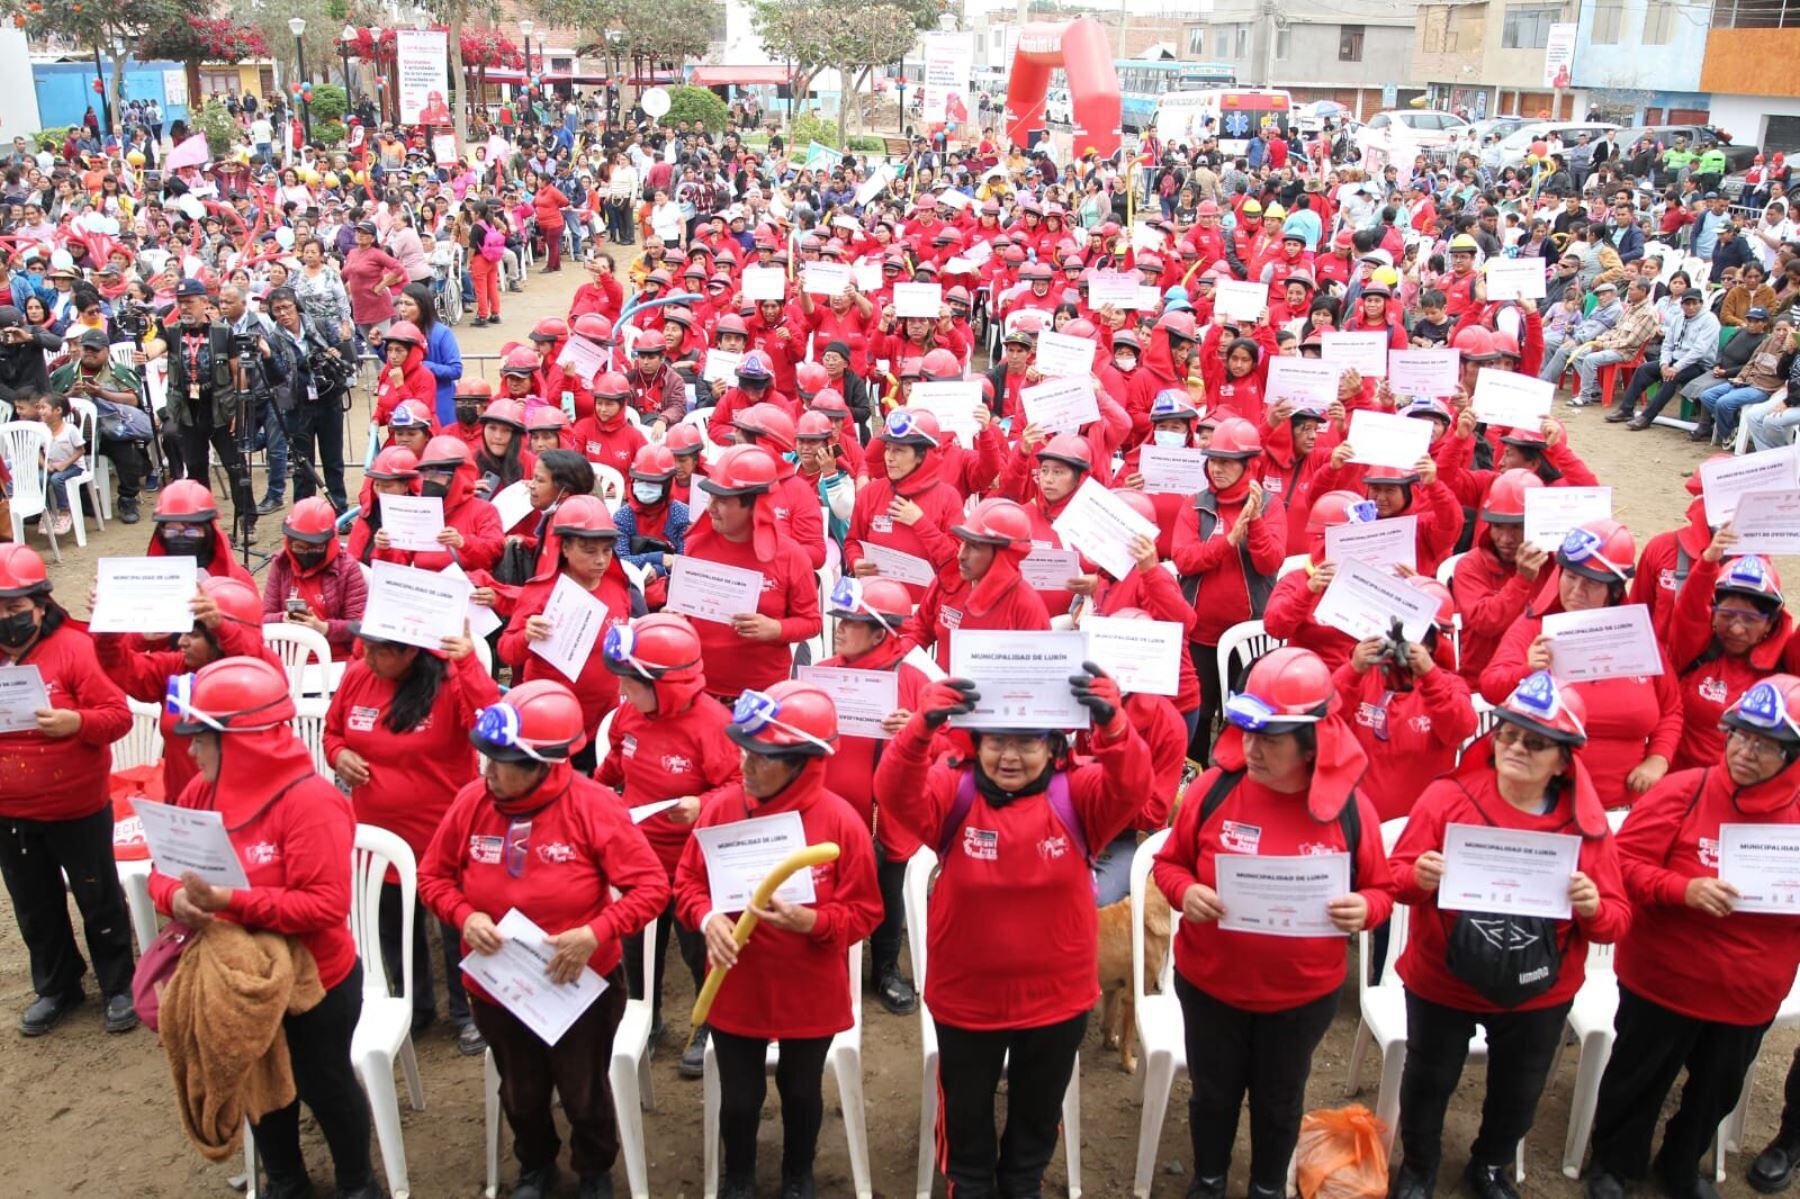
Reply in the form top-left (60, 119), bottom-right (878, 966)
top-left (769, 472), bottom-right (828, 570)
top-left (815, 637), bottom-right (930, 858)
top-left (410, 461), bottom-right (505, 575)
top-left (874, 714), bottom-right (1151, 1029)
top-left (1391, 764), bottom-right (1630, 1013)
top-left (1306, 465), bottom-right (1465, 577)
top-left (1437, 423), bottom-right (1600, 508)
top-left (261, 548), bottom-right (367, 659)
top-left (1260, 418), bottom-right (1344, 555)
top-left (684, 514), bottom-right (822, 698)
top-left (1667, 555), bottom-right (1794, 771)
top-left (672, 762), bottom-right (883, 1039)
top-left (1332, 659), bottom-right (1478, 821)
top-left (1092, 561), bottom-right (1201, 715)
top-left (597, 692), bottom-right (742, 875)
top-left (420, 765), bottom-right (669, 997)
top-left (324, 655), bottom-right (500, 864)
top-left (1263, 568), bottom-right (1359, 674)
top-left (531, 184), bottom-right (569, 233)
top-left (0, 616), bottom-right (131, 822)
top-left (498, 565), bottom-right (635, 739)
top-left (903, 553), bottom-right (1052, 674)
top-left (1450, 538), bottom-right (1537, 685)
top-left (1629, 501), bottom-right (1712, 642)
top-left (571, 411), bottom-right (647, 478)
top-left (1173, 487), bottom-right (1288, 646)
top-left (1615, 764), bottom-right (1800, 1025)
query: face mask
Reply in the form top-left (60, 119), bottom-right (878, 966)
top-left (161, 531), bottom-right (208, 559)
top-left (455, 402), bottom-right (480, 426)
top-left (290, 548), bottom-right (327, 571)
top-left (632, 481), bottom-right (665, 505)
top-left (1153, 429), bottom-right (1188, 448)
top-left (0, 607), bottom-right (36, 648)
top-left (421, 480), bottom-right (450, 500)
top-left (1114, 354), bottom-right (1137, 373)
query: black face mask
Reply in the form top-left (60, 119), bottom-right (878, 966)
top-left (0, 607), bottom-right (38, 648)
top-left (161, 531), bottom-right (213, 566)
top-left (421, 480), bottom-right (450, 500)
top-left (455, 402), bottom-right (480, 426)
top-left (290, 548), bottom-right (327, 571)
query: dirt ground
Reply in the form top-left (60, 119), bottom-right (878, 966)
top-left (1, 270), bottom-right (1795, 1199)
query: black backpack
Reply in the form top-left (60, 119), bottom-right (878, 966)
top-left (1440, 780), bottom-right (1570, 1008)
top-left (1195, 767), bottom-right (1362, 890)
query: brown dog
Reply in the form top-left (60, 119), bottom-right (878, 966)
top-left (1096, 883), bottom-right (1172, 1073)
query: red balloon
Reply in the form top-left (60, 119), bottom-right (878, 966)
top-left (1529, 140), bottom-right (1548, 157)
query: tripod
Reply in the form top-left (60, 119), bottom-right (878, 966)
top-left (223, 342), bottom-right (274, 574)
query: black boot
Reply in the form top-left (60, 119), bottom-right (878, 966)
top-left (779, 1168), bottom-right (817, 1199)
top-left (1465, 1160), bottom-right (1520, 1199)
top-left (719, 1174), bottom-right (755, 1199)
top-left (577, 1174), bottom-right (614, 1199)
top-left (511, 1162), bottom-right (559, 1199)
top-left (261, 1175), bottom-right (314, 1199)
top-left (876, 968), bottom-right (918, 1015)
top-left (1656, 1165), bottom-right (1720, 1199)
top-left (20, 989), bottom-right (83, 1036)
top-left (1752, 1134), bottom-right (1800, 1194)
top-left (680, 1023), bottom-right (710, 1079)
top-left (1186, 1177), bottom-right (1227, 1199)
top-left (1687, 421), bottom-right (1714, 442)
top-left (1586, 1168), bottom-right (1628, 1199)
top-left (1392, 1167), bottom-right (1435, 1199)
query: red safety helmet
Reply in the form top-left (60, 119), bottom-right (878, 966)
top-left (601, 614), bottom-right (707, 712)
top-left (1019, 262), bottom-right (1054, 282)
top-left (1149, 388), bottom-right (1199, 422)
top-left (167, 656), bottom-right (296, 734)
top-left (796, 411), bottom-right (835, 441)
top-left (664, 423), bottom-right (704, 457)
top-left (1716, 554), bottom-right (1785, 607)
top-left (696, 444), bottom-right (779, 498)
top-left (661, 306), bottom-right (695, 331)
top-left (1307, 489), bottom-right (1379, 537)
top-left (633, 331), bottom-right (668, 356)
top-left (1364, 463), bottom-right (1421, 487)
top-left (646, 269), bottom-right (673, 288)
top-left (281, 497), bottom-right (338, 545)
top-left (0, 543), bottom-right (50, 597)
top-left (154, 479), bottom-right (220, 523)
top-left (733, 403), bottom-right (796, 453)
top-left (470, 678), bottom-right (588, 763)
top-left (551, 494), bottom-right (616, 539)
top-left (200, 576), bottom-right (263, 627)
top-left (1689, 452), bottom-right (1733, 497)
top-left (455, 378), bottom-right (494, 399)
top-left (481, 398), bottom-right (527, 430)
top-left (383, 320), bottom-right (424, 348)
top-left (1036, 433), bottom-right (1092, 473)
top-left (921, 349), bottom-right (962, 382)
top-left (736, 350), bottom-right (774, 384)
top-left (1556, 518), bottom-right (1635, 585)
top-left (1110, 488), bottom-right (1159, 525)
top-left (826, 576), bottom-right (912, 630)
top-left (1451, 325), bottom-right (1501, 363)
top-left (572, 314), bottom-right (614, 344)
top-left (1491, 329), bottom-right (1522, 360)
top-left (953, 497), bottom-right (1034, 549)
top-left (1224, 646), bottom-right (1333, 734)
top-left (714, 313), bottom-right (749, 340)
top-left (1062, 318), bottom-right (1097, 341)
top-left (809, 388), bottom-right (850, 418)
top-left (418, 435), bottom-right (472, 472)
top-left (1157, 311), bottom-right (1199, 343)
top-left (1202, 417), bottom-right (1263, 461)
top-left (527, 405), bottom-right (568, 433)
top-left (898, 356), bottom-right (926, 381)
top-left (1480, 468), bottom-right (1544, 525)
top-left (878, 408), bottom-right (941, 449)
top-left (389, 399), bottom-right (434, 432)
top-left (501, 346), bottom-right (539, 374)
top-left (368, 446), bottom-right (421, 481)
top-left (795, 361), bottom-right (830, 398)
top-left (1137, 253), bottom-right (1165, 274)
top-left (1494, 670), bottom-right (1588, 747)
top-left (1722, 674), bottom-right (1800, 745)
top-left (592, 371), bottom-right (631, 402)
top-left (727, 679), bottom-right (839, 758)
top-left (629, 444), bottom-right (678, 481)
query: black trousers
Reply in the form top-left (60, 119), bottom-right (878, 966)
top-left (1189, 640), bottom-right (1223, 763)
top-left (1175, 974), bottom-right (1337, 1190)
top-left (934, 1011), bottom-right (1087, 1199)
top-left (252, 962), bottom-right (374, 1192)
top-left (1396, 991), bottom-right (1570, 1184)
top-left (175, 411), bottom-right (253, 527)
top-left (287, 399), bottom-right (348, 511)
top-left (98, 436), bottom-right (148, 503)
top-left (870, 838), bottom-right (909, 977)
top-left (0, 805), bottom-right (135, 1000)
top-left (621, 895), bottom-right (704, 1031)
top-left (1775, 1047), bottom-right (1800, 1147)
top-left (1613, 359), bottom-right (1712, 422)
top-left (713, 1026), bottom-right (833, 1184)
top-left (376, 882), bottom-right (470, 1028)
top-left (1590, 985), bottom-right (1770, 1181)
top-left (474, 966), bottom-right (628, 1179)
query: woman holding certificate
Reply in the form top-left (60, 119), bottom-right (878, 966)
top-left (1582, 675), bottom-right (1800, 1199)
top-left (1668, 536), bottom-right (1795, 771)
top-left (902, 497), bottom-right (1052, 674)
top-left (842, 409), bottom-right (966, 600)
top-left (421, 680), bottom-right (668, 1199)
top-left (1387, 671), bottom-right (1629, 1199)
top-left (673, 680), bottom-right (881, 1199)
top-left (1152, 647), bottom-right (1394, 1199)
top-left (1481, 518), bottom-right (1683, 808)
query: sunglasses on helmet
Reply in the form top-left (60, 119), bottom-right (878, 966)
top-left (883, 410), bottom-right (939, 447)
top-left (1731, 680), bottom-right (1800, 740)
top-left (602, 624), bottom-right (669, 680)
top-left (828, 577), bottom-right (902, 626)
top-left (1222, 691), bottom-right (1321, 733)
top-left (1558, 527), bottom-right (1631, 583)
top-left (1509, 670), bottom-right (1588, 739)
top-left (731, 688), bottom-right (834, 755)
top-left (472, 702), bottom-right (559, 764)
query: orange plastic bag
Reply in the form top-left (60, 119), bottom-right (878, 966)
top-left (1296, 1104), bottom-right (1389, 1199)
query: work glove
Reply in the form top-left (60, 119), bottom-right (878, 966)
top-left (1068, 660), bottom-right (1125, 736)
top-left (919, 678), bottom-right (980, 728)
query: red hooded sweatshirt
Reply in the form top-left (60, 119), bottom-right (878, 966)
top-left (1629, 496), bottom-right (1713, 641)
top-left (420, 764), bottom-right (669, 996)
top-left (1172, 471), bottom-right (1288, 646)
top-left (498, 557), bottom-right (635, 740)
top-left (0, 613), bottom-right (131, 822)
top-left (1333, 654), bottom-right (1479, 822)
top-left (323, 654), bottom-right (501, 865)
top-left (148, 726), bottom-right (361, 989)
top-left (1614, 763), bottom-right (1800, 1024)
top-left (146, 520), bottom-right (256, 591)
top-left (815, 635), bottom-right (930, 859)
top-left (410, 456), bottom-right (505, 575)
top-left (903, 541), bottom-right (1052, 674)
top-left (572, 406), bottom-right (647, 477)
top-left (673, 762), bottom-right (883, 1040)
top-left (1305, 463), bottom-right (1465, 577)
top-left (683, 494), bottom-right (822, 698)
top-left (1667, 555), bottom-right (1794, 771)
top-left (1260, 415), bottom-right (1346, 554)
top-left (1390, 748), bottom-right (1631, 1013)
top-left (1092, 560), bottom-right (1202, 716)
top-left (1262, 565), bottom-right (1360, 675)
top-left (372, 342), bottom-right (437, 425)
top-left (1199, 324), bottom-right (1279, 424)
top-left (597, 691), bottom-right (742, 876)
top-left (1449, 534), bottom-right (1540, 685)
top-left (843, 449), bottom-right (965, 602)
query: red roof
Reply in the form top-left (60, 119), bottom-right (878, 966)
top-left (689, 65), bottom-right (794, 86)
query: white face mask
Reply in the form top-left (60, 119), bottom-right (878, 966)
top-left (1114, 354), bottom-right (1137, 373)
top-left (632, 481), bottom-right (665, 505)
top-left (1153, 429), bottom-right (1188, 447)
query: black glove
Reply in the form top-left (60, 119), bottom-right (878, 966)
top-left (920, 678), bottom-right (980, 728)
top-left (1068, 660), bottom-right (1124, 732)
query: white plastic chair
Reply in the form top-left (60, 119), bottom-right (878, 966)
top-left (291, 697), bottom-right (332, 778)
top-left (905, 848), bottom-right (1082, 1199)
top-left (593, 707), bottom-right (617, 776)
top-left (1278, 552), bottom-right (1311, 579)
top-left (1129, 829), bottom-right (1183, 1198)
top-left (594, 463), bottom-right (627, 512)
top-left (472, 631), bottom-right (494, 676)
top-left (1717, 972), bottom-right (1800, 1178)
top-left (1453, 697), bottom-right (1501, 767)
top-left (115, 696), bottom-right (166, 770)
top-left (263, 623), bottom-right (333, 704)
top-left (1345, 817), bottom-right (1526, 1180)
top-left (1, 421), bottom-right (60, 561)
top-left (1214, 619), bottom-right (1285, 713)
top-left (701, 941), bottom-right (874, 1199)
top-left (1436, 551), bottom-right (1466, 587)
top-left (116, 857), bottom-right (158, 955)
top-left (65, 395), bottom-right (110, 528)
top-left (483, 912), bottom-right (660, 1199)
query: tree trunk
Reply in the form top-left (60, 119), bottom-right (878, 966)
top-left (186, 62), bottom-right (202, 122)
top-left (447, 3), bottom-right (468, 156)
top-left (110, 48), bottom-right (131, 138)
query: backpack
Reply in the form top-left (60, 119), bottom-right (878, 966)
top-left (1195, 767), bottom-right (1362, 890)
top-left (479, 225), bottom-right (506, 263)
top-left (937, 769), bottom-right (1095, 895)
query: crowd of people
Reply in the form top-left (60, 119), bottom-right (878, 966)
top-left (7, 90), bottom-right (1800, 1199)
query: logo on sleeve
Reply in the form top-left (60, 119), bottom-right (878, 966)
top-left (1699, 676), bottom-right (1728, 705)
top-left (244, 842), bottom-right (281, 867)
top-left (622, 734), bottom-right (638, 758)
top-left (962, 827), bottom-right (999, 861)
top-left (661, 753), bottom-right (693, 774)
top-left (871, 515), bottom-right (894, 534)
top-left (470, 835), bottom-right (504, 864)
top-left (348, 705), bottom-right (380, 733)
top-left (1220, 820), bottom-right (1262, 854)
top-left (1698, 837), bottom-right (1721, 870)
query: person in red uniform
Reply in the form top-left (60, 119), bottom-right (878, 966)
top-left (873, 661), bottom-right (1151, 1199)
top-left (571, 370), bottom-right (648, 480)
top-left (412, 435), bottom-right (506, 574)
top-left (420, 680), bottom-right (668, 1199)
top-left (0, 545), bottom-right (136, 1037)
top-left (447, 377), bottom-right (494, 450)
top-left (683, 444), bottom-right (823, 701)
top-left (902, 497), bottom-right (1052, 674)
top-left (1154, 647), bottom-right (1395, 1199)
top-left (381, 398), bottom-right (437, 461)
top-left (994, 431), bottom-right (1091, 618)
top-left (1629, 459), bottom-right (1723, 640)
top-left (730, 403), bottom-right (829, 570)
top-left (613, 444), bottom-right (690, 581)
top-left (260, 497), bottom-right (366, 660)
top-left (473, 397), bottom-right (537, 499)
top-left (1173, 418), bottom-right (1287, 759)
top-left (348, 447), bottom-right (420, 566)
top-left (1387, 670), bottom-right (1630, 1199)
top-left (1450, 470), bottom-right (1551, 684)
top-left (372, 320), bottom-right (437, 426)
top-left (844, 409), bottom-right (967, 599)
top-left (1482, 520), bottom-right (1683, 809)
top-left (596, 615), bottom-right (741, 1076)
top-left (150, 656), bottom-right (379, 1199)
top-left (665, 423), bottom-right (705, 506)
top-left (324, 618), bottom-right (498, 1056)
top-left (498, 496), bottom-right (638, 774)
top-left (624, 331), bottom-right (688, 431)
top-left (1584, 675), bottom-right (1800, 1199)
top-left (147, 478), bottom-right (256, 588)
top-left (1259, 397), bottom-right (1347, 554)
top-left (708, 349), bottom-right (788, 446)
top-left (1311, 441), bottom-right (1465, 576)
top-left (674, 681), bottom-right (882, 1199)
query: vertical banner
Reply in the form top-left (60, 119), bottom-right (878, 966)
top-left (396, 28), bottom-right (451, 126)
top-left (921, 31), bottom-right (976, 127)
top-left (1542, 23), bottom-right (1577, 89)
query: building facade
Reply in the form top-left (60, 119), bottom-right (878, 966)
top-left (1179, 0), bottom-right (1424, 120)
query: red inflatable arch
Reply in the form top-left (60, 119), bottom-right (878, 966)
top-left (1004, 17), bottom-right (1123, 158)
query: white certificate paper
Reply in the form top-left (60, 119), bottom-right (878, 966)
top-left (1345, 409), bottom-right (1433, 471)
top-left (490, 481), bottom-right (535, 532)
top-left (741, 266), bottom-right (787, 302)
top-left (1542, 604), bottom-right (1664, 682)
top-left (556, 337), bottom-right (608, 386)
top-left (1083, 615), bottom-right (1182, 697)
top-left (1485, 258), bottom-right (1548, 301)
top-left (1315, 556), bottom-right (1440, 643)
top-left (665, 556), bottom-right (765, 625)
top-left (1216, 852), bottom-right (1351, 938)
top-left (906, 380), bottom-right (983, 443)
top-left (1018, 546), bottom-right (1083, 591)
top-left (1523, 486), bottom-right (1613, 551)
top-left (1138, 445), bottom-right (1210, 495)
top-left (1440, 823), bottom-right (1580, 919)
top-left (795, 665), bottom-right (899, 739)
top-left (459, 909), bottom-right (607, 1046)
top-left (694, 811), bottom-right (817, 913)
top-left (1388, 349), bottom-right (1461, 397)
top-left (1265, 357), bottom-right (1341, 415)
top-left (1021, 377), bottom-right (1100, 435)
top-left (377, 493), bottom-right (446, 553)
top-left (858, 541), bottom-right (937, 587)
top-left (1214, 279), bottom-right (1267, 323)
top-left (1325, 514), bottom-right (1417, 571)
top-left (948, 629), bottom-right (1091, 730)
top-left (1088, 270), bottom-right (1139, 309)
top-left (0, 664), bottom-right (49, 734)
top-left (801, 261), bottom-right (851, 297)
top-left (530, 574), bottom-right (608, 684)
top-left (90, 556), bottom-right (196, 634)
top-left (132, 798), bottom-right (250, 889)
top-left (1321, 332), bottom-right (1390, 379)
top-left (702, 349), bottom-right (745, 386)
top-left (1729, 489), bottom-right (1800, 556)
top-left (1471, 368), bottom-right (1554, 431)
top-left (892, 281), bottom-right (943, 319)
top-left (1701, 446), bottom-right (1799, 526)
top-left (441, 562), bottom-right (502, 639)
top-left (1032, 330), bottom-right (1097, 380)
top-left (360, 560), bottom-right (473, 652)
top-left (1719, 824), bottom-right (1800, 915)
top-left (1051, 478), bottom-right (1160, 582)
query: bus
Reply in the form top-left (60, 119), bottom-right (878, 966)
top-left (1047, 58), bottom-right (1238, 132)
top-left (1155, 87), bottom-right (1293, 155)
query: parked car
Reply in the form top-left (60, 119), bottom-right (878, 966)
top-left (1618, 125), bottom-right (1759, 174)
top-left (1463, 115), bottom-right (1530, 147)
top-left (1355, 109), bottom-right (1472, 155)
top-left (1480, 121), bottom-right (1621, 173)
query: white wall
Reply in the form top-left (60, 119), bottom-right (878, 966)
top-left (1709, 94), bottom-right (1800, 148)
top-left (0, 31), bottom-right (40, 138)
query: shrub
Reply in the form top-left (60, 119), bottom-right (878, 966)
top-left (661, 85), bottom-right (727, 133)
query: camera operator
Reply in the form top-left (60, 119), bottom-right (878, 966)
top-left (50, 329), bottom-right (150, 524)
top-left (265, 286), bottom-right (350, 512)
top-left (218, 284), bottom-right (292, 516)
top-left (0, 303), bottom-right (61, 409)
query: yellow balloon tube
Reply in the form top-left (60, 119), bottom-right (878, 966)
top-left (687, 841), bottom-right (842, 1041)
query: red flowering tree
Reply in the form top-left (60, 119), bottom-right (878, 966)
top-left (139, 15), bottom-right (271, 112)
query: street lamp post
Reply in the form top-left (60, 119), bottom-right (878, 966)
top-left (518, 19), bottom-right (534, 106)
top-left (340, 24), bottom-right (357, 105)
top-left (289, 17), bottom-right (313, 146)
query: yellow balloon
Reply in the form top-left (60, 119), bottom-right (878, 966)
top-left (125, 149), bottom-right (144, 167)
top-left (323, 172), bottom-right (340, 189)
top-left (299, 167), bottom-right (319, 184)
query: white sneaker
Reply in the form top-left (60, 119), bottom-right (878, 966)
top-left (49, 511), bottom-right (73, 536)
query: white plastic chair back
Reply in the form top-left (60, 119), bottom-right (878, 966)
top-left (117, 697), bottom-right (166, 771)
top-left (593, 706), bottom-right (617, 776)
top-left (1215, 619), bottom-right (1285, 712)
top-left (1, 421), bottom-right (50, 520)
top-left (292, 697), bottom-right (332, 778)
top-left (1436, 551), bottom-right (1465, 586)
top-left (263, 623), bottom-right (332, 703)
top-left (594, 463), bottom-right (627, 511)
top-left (1278, 552), bottom-right (1310, 579)
top-left (109, 342), bottom-right (138, 370)
top-left (1129, 829), bottom-right (1174, 1008)
top-left (351, 824), bottom-right (416, 1007)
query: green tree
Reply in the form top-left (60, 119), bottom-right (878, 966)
top-left (663, 85), bottom-right (728, 133)
top-left (0, 0), bottom-right (196, 136)
top-left (752, 0), bottom-right (921, 144)
top-left (138, 17), bottom-right (271, 123)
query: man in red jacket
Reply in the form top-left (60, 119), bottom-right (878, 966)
top-left (1451, 470), bottom-right (1551, 683)
top-left (902, 497), bottom-right (1053, 673)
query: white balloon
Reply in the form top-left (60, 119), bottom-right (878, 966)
top-left (641, 87), bottom-right (671, 119)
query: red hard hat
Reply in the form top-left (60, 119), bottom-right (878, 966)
top-left (502, 346), bottom-right (539, 374)
top-left (715, 313), bottom-right (749, 339)
top-left (1480, 468), bottom-right (1544, 525)
top-left (1491, 329), bottom-right (1522, 360)
top-left (481, 398), bottom-right (527, 430)
top-left (809, 387), bottom-right (850, 417)
top-left (1202, 417), bottom-right (1263, 460)
top-left (201, 576), bottom-right (263, 627)
top-left (0, 543), bottom-right (51, 597)
top-left (1225, 646), bottom-right (1332, 733)
top-left (454, 378), bottom-right (494, 400)
top-left (1020, 262), bottom-right (1053, 281)
top-left (727, 679), bottom-right (838, 758)
top-left (1062, 319), bottom-right (1097, 342)
top-left (646, 269), bottom-right (673, 287)
top-left (878, 408), bottom-right (941, 448)
top-left (1407, 576), bottom-right (1456, 629)
top-left (1495, 670), bottom-right (1588, 747)
top-left (168, 656), bottom-right (296, 734)
top-left (572, 313), bottom-right (614, 344)
top-left (633, 331), bottom-right (668, 355)
top-left (1556, 518), bottom-right (1636, 585)
top-left (953, 497), bottom-right (1034, 548)
top-left (1452, 325), bottom-right (1501, 362)
top-left (796, 411), bottom-right (835, 440)
top-left (661, 306), bottom-right (695, 330)
top-left (737, 349), bottom-right (774, 382)
top-left (471, 678), bottom-right (588, 762)
top-left (920, 348), bottom-right (962, 381)
top-left (1111, 488), bottom-right (1158, 525)
top-left (551, 494), bottom-right (617, 539)
top-left (1716, 553), bottom-right (1785, 607)
top-left (696, 444), bottom-right (779, 498)
top-left (602, 613), bottom-right (704, 684)
top-left (592, 371), bottom-right (631, 401)
top-left (826, 575), bottom-right (913, 628)
top-left (1037, 433), bottom-right (1092, 472)
top-left (947, 285), bottom-right (973, 305)
top-left (526, 405), bottom-right (568, 432)
top-left (1723, 674), bottom-right (1800, 745)
top-left (368, 446), bottom-right (421, 481)
top-left (282, 497), bottom-right (338, 544)
top-left (419, 435), bottom-right (472, 471)
top-left (734, 402), bottom-right (796, 453)
top-left (384, 320), bottom-right (424, 347)
top-left (1137, 253), bottom-right (1165, 273)
top-left (795, 361), bottom-right (830, 397)
top-left (664, 423), bottom-right (704, 456)
top-left (1307, 489), bottom-right (1379, 536)
top-left (629, 444), bottom-right (678, 480)
top-left (154, 479), bottom-right (220, 523)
